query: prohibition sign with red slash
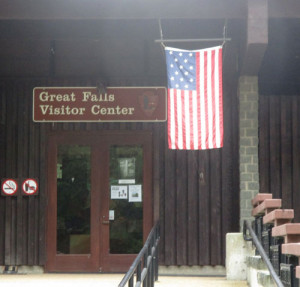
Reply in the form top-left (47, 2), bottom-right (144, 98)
top-left (1, 179), bottom-right (18, 196)
top-left (22, 178), bottom-right (38, 195)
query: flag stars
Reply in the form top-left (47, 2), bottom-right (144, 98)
top-left (165, 48), bottom-right (197, 91)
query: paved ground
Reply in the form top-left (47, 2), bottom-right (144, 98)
top-left (0, 274), bottom-right (248, 287)
top-left (156, 276), bottom-right (248, 287)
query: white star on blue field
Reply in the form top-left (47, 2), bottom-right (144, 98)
top-left (165, 49), bottom-right (196, 91)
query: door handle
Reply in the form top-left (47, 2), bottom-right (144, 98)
top-left (102, 216), bottom-right (110, 225)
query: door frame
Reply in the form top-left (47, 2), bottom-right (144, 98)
top-left (45, 130), bottom-right (153, 272)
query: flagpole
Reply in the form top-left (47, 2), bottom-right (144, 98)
top-left (155, 38), bottom-right (231, 43)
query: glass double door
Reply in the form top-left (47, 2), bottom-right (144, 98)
top-left (46, 131), bottom-right (153, 272)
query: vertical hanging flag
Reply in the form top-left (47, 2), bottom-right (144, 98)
top-left (165, 46), bottom-right (223, 150)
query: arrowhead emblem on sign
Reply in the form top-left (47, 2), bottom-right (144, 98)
top-left (138, 91), bottom-right (159, 117)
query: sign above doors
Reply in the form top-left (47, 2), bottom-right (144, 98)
top-left (33, 87), bottom-right (166, 122)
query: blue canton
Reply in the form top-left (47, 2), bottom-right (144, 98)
top-left (165, 49), bottom-right (196, 91)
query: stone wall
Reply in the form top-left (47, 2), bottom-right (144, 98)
top-left (239, 76), bottom-right (260, 229)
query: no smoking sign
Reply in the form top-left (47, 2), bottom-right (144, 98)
top-left (1, 179), bottom-right (18, 196)
top-left (1, 178), bottom-right (39, 196)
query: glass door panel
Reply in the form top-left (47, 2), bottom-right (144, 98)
top-left (109, 145), bottom-right (143, 254)
top-left (46, 131), bottom-right (152, 272)
top-left (56, 145), bottom-right (91, 255)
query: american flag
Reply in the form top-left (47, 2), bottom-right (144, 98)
top-left (165, 46), bottom-right (223, 150)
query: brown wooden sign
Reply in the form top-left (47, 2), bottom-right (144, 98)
top-left (33, 87), bottom-right (167, 122)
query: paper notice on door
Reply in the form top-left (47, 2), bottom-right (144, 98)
top-left (111, 185), bottom-right (128, 199)
top-left (109, 210), bottom-right (115, 220)
top-left (57, 163), bottom-right (62, 179)
top-left (118, 179), bottom-right (135, 184)
top-left (128, 185), bottom-right (142, 202)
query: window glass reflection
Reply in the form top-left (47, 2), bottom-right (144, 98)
top-left (109, 146), bottom-right (143, 254)
top-left (56, 145), bottom-right (91, 254)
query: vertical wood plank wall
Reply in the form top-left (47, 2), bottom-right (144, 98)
top-left (0, 78), bottom-right (239, 267)
top-left (259, 95), bottom-right (300, 221)
top-left (0, 80), bottom-right (45, 266)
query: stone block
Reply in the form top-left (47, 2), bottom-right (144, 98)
top-left (246, 128), bottom-right (258, 137)
top-left (239, 82), bottom-right (252, 93)
top-left (240, 137), bottom-right (252, 146)
top-left (257, 270), bottom-right (276, 287)
top-left (240, 199), bottom-right (248, 209)
top-left (248, 182), bottom-right (260, 191)
top-left (226, 233), bottom-right (247, 280)
top-left (252, 199), bottom-right (281, 217)
top-left (240, 173), bottom-right (253, 182)
top-left (263, 209), bottom-right (294, 226)
top-left (296, 266), bottom-right (300, 279)
top-left (240, 182), bottom-right (247, 191)
top-left (246, 148), bottom-right (258, 156)
top-left (246, 92), bottom-right (258, 101)
top-left (272, 223), bottom-right (300, 243)
top-left (251, 193), bottom-right (272, 207)
top-left (246, 111), bottom-right (257, 119)
top-left (240, 119), bottom-right (252, 128)
top-left (281, 243), bottom-right (300, 257)
top-left (247, 164), bottom-right (259, 173)
top-left (240, 155), bottom-right (252, 164)
top-left (253, 173), bottom-right (259, 182)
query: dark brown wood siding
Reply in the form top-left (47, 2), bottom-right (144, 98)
top-left (161, 70), bottom-right (240, 266)
top-left (0, 76), bottom-right (239, 267)
top-left (0, 80), bottom-right (46, 265)
top-left (259, 95), bottom-right (300, 221)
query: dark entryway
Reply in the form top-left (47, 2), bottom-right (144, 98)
top-left (46, 131), bottom-right (153, 272)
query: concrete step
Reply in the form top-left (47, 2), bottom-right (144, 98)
top-left (247, 255), bottom-right (268, 270)
top-left (257, 270), bottom-right (276, 287)
top-left (246, 255), bottom-right (276, 286)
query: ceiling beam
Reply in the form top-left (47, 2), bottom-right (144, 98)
top-left (2, 0), bottom-right (300, 21)
top-left (0, 0), bottom-right (247, 20)
top-left (241, 0), bottom-right (268, 75)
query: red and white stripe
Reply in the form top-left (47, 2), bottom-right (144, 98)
top-left (168, 46), bottom-right (223, 150)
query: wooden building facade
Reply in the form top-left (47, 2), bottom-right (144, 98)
top-left (0, 0), bottom-right (300, 274)
top-left (0, 71), bottom-right (239, 271)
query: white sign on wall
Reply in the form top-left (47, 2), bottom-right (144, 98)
top-left (1, 179), bottom-right (18, 196)
top-left (111, 185), bottom-right (128, 199)
top-left (128, 185), bottom-right (142, 202)
top-left (22, 178), bottom-right (38, 195)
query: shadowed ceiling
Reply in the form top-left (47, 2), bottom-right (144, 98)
top-left (0, 18), bottom-right (240, 85)
top-left (0, 0), bottom-right (299, 95)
